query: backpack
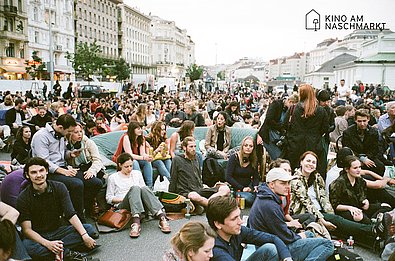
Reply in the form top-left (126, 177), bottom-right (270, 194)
top-left (327, 247), bottom-right (363, 261)
top-left (202, 158), bottom-right (225, 187)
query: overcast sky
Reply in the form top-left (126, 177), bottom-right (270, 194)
top-left (125, 0), bottom-right (395, 65)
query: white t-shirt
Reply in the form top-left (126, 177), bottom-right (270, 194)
top-left (337, 85), bottom-right (350, 101)
top-left (106, 170), bottom-right (146, 205)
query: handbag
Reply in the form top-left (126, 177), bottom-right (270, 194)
top-left (97, 207), bottom-right (132, 230)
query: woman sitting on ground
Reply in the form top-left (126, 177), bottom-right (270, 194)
top-left (329, 155), bottom-right (392, 224)
top-left (145, 121), bottom-right (171, 181)
top-left (225, 136), bottom-right (259, 207)
top-left (184, 102), bottom-right (205, 127)
top-left (67, 123), bottom-right (105, 179)
top-left (289, 151), bottom-right (337, 231)
top-left (163, 221), bottom-right (215, 261)
top-left (122, 121), bottom-right (154, 188)
top-left (110, 111), bottom-right (127, 131)
top-left (130, 103), bottom-right (148, 127)
top-left (204, 111), bottom-right (231, 160)
top-left (106, 153), bottom-right (171, 239)
top-left (11, 126), bottom-right (31, 166)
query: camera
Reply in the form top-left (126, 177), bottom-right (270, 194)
top-left (275, 136), bottom-right (286, 148)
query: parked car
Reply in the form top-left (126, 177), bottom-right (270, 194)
top-left (78, 85), bottom-right (117, 98)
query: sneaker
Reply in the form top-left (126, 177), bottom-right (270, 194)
top-left (64, 250), bottom-right (100, 261)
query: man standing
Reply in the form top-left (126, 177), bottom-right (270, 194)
top-left (207, 196), bottom-right (293, 261)
top-left (165, 98), bottom-right (186, 128)
top-left (31, 114), bottom-right (102, 221)
top-left (336, 79), bottom-right (349, 106)
top-left (17, 157), bottom-right (99, 261)
top-left (249, 168), bottom-right (334, 261)
top-left (169, 136), bottom-right (229, 208)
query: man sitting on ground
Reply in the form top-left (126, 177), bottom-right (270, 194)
top-left (249, 168), bottom-right (334, 260)
top-left (169, 136), bottom-right (230, 210)
top-left (206, 196), bottom-right (293, 261)
top-left (16, 157), bottom-right (99, 261)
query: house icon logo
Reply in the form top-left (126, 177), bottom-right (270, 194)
top-left (306, 9), bottom-right (320, 31)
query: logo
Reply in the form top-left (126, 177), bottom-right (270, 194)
top-left (306, 9), bottom-right (320, 31)
top-left (305, 9), bottom-right (387, 31)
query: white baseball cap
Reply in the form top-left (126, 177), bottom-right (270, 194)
top-left (266, 168), bottom-right (296, 183)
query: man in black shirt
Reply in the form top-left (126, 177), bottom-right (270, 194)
top-left (165, 98), bottom-right (186, 128)
top-left (17, 157), bottom-right (99, 261)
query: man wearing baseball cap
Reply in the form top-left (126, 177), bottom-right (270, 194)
top-left (249, 168), bottom-right (334, 260)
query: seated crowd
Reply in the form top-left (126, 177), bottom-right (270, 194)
top-left (1, 82), bottom-right (395, 261)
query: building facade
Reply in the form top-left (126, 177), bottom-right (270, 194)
top-left (0, 0), bottom-right (28, 80)
top-left (334, 33), bottom-right (395, 89)
top-left (150, 15), bottom-right (195, 80)
top-left (118, 4), bottom-right (153, 75)
top-left (74, 0), bottom-right (122, 60)
top-left (27, 0), bottom-right (74, 80)
top-left (267, 52), bottom-right (309, 81)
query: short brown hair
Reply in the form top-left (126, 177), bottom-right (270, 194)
top-left (354, 109), bottom-right (370, 120)
top-left (206, 196), bottom-right (237, 231)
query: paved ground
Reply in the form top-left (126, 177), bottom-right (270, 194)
top-left (0, 152), bottom-right (381, 260)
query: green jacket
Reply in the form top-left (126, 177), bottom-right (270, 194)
top-left (290, 169), bottom-right (334, 220)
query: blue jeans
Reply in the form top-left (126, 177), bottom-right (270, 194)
top-left (152, 159), bottom-right (171, 181)
top-left (263, 142), bottom-right (282, 161)
top-left (48, 170), bottom-right (103, 221)
top-left (23, 224), bottom-right (95, 260)
top-left (249, 243), bottom-right (278, 260)
top-left (235, 191), bottom-right (256, 207)
top-left (12, 229), bottom-right (31, 260)
top-left (287, 231), bottom-right (334, 261)
top-left (133, 160), bottom-right (153, 187)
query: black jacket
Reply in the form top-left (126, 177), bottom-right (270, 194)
top-left (285, 103), bottom-right (329, 168)
top-left (186, 112), bottom-right (205, 127)
top-left (342, 124), bottom-right (380, 160)
top-left (5, 107), bottom-right (25, 128)
top-left (258, 99), bottom-right (285, 143)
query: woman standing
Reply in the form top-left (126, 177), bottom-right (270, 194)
top-left (123, 121), bottom-right (154, 188)
top-left (225, 136), bottom-right (259, 206)
top-left (146, 121), bottom-right (171, 181)
top-left (163, 221), bottom-right (215, 261)
top-left (106, 153), bottom-right (171, 238)
top-left (285, 84), bottom-right (329, 170)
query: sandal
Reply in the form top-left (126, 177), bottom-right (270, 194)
top-left (129, 223), bottom-right (141, 238)
top-left (159, 217), bottom-right (171, 234)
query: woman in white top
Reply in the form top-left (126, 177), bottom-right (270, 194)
top-left (106, 153), bottom-right (171, 239)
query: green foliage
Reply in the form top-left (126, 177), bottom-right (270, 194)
top-left (217, 70), bottom-right (225, 80)
top-left (25, 51), bottom-right (46, 80)
top-left (66, 42), bottom-right (103, 81)
top-left (186, 64), bottom-right (203, 81)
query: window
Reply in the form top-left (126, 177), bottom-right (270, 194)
top-left (18, 0), bottom-right (22, 11)
top-left (33, 7), bottom-right (38, 21)
top-left (6, 43), bottom-right (15, 57)
top-left (34, 31), bottom-right (39, 43)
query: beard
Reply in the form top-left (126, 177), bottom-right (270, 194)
top-left (186, 150), bottom-right (196, 160)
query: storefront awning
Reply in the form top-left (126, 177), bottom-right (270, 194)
top-left (0, 66), bottom-right (26, 73)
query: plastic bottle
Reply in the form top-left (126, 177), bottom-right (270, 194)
top-left (347, 236), bottom-right (354, 249)
top-left (185, 199), bottom-right (191, 219)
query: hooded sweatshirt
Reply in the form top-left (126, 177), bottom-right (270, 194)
top-left (249, 183), bottom-right (301, 244)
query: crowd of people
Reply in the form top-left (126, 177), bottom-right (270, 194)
top-left (1, 80), bottom-right (395, 260)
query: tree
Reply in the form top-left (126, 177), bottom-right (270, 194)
top-left (217, 71), bottom-right (225, 80)
top-left (25, 51), bottom-right (46, 80)
top-left (66, 42), bottom-right (103, 81)
top-left (186, 64), bottom-right (203, 81)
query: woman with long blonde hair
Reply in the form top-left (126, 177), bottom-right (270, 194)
top-left (284, 84), bottom-right (329, 170)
